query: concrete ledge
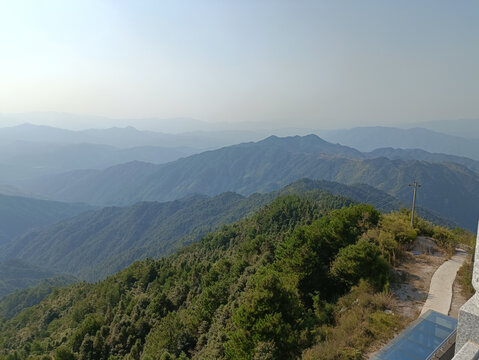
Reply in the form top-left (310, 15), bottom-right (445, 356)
top-left (454, 221), bottom-right (479, 357)
top-left (452, 340), bottom-right (479, 360)
top-left (456, 294), bottom-right (479, 351)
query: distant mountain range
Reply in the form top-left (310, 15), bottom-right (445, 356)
top-left (2, 178), bottom-right (443, 282)
top-left (3, 123), bottom-right (479, 185)
top-left (0, 194), bottom-right (92, 245)
top-left (18, 135), bottom-right (479, 230)
top-left (0, 123), bottom-right (266, 149)
top-left (0, 141), bottom-right (197, 183)
top-left (319, 126), bottom-right (479, 160)
top-left (411, 119), bottom-right (479, 139)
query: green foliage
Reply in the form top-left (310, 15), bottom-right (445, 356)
top-left (379, 211), bottom-right (417, 244)
top-left (330, 239), bottom-right (390, 291)
top-left (0, 276), bottom-right (76, 320)
top-left (302, 281), bottom-right (403, 360)
top-left (0, 195), bottom-right (469, 360)
top-left (54, 347), bottom-right (75, 360)
top-left (226, 270), bottom-right (301, 359)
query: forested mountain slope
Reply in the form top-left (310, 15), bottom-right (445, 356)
top-left (0, 194), bottom-right (92, 245)
top-left (0, 276), bottom-right (76, 320)
top-left (1, 179), bottom-right (452, 284)
top-left (0, 195), bottom-right (471, 360)
top-left (3, 179), bottom-right (414, 282)
top-left (21, 135), bottom-right (479, 230)
top-left (0, 197), bottom-right (392, 359)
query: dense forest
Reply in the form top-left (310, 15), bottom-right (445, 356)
top-left (0, 193), bottom-right (472, 360)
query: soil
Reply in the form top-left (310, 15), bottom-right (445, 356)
top-left (392, 236), bottom-right (446, 319)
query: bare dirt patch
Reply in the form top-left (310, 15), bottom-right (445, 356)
top-left (391, 238), bottom-right (446, 319)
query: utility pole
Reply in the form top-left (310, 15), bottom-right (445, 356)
top-left (409, 181), bottom-right (421, 227)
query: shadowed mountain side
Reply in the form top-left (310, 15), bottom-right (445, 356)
top-left (0, 194), bottom-right (93, 245)
top-left (0, 179), bottom-right (432, 282)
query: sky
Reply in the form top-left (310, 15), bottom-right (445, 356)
top-left (0, 0), bottom-right (478, 130)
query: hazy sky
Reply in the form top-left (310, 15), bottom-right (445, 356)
top-left (0, 0), bottom-right (478, 129)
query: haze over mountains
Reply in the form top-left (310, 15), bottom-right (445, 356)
top-left (1, 120), bottom-right (478, 186)
top-left (10, 134), bottom-right (477, 231)
top-left (0, 141), bottom-right (196, 184)
top-left (411, 119), bottom-right (479, 139)
top-left (319, 126), bottom-right (479, 160)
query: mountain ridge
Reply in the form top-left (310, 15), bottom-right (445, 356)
top-left (17, 135), bottom-right (479, 230)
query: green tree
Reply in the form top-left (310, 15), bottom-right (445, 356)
top-left (330, 239), bottom-right (389, 290)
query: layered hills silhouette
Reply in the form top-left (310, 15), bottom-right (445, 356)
top-left (19, 135), bottom-right (479, 230)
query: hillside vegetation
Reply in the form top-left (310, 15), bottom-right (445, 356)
top-left (2, 179), bottom-right (449, 282)
top-left (0, 195), bottom-right (472, 360)
top-left (0, 276), bottom-right (77, 320)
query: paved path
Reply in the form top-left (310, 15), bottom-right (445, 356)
top-left (420, 250), bottom-right (467, 316)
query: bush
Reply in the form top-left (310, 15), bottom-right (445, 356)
top-left (330, 239), bottom-right (390, 291)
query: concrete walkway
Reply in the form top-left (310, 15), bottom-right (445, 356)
top-left (420, 250), bottom-right (467, 316)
